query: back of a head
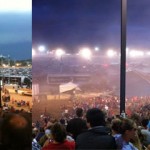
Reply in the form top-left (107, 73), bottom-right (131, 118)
top-left (76, 108), bottom-right (83, 118)
top-left (111, 118), bottom-right (122, 133)
top-left (86, 108), bottom-right (105, 127)
top-left (51, 122), bottom-right (66, 143)
top-left (141, 118), bottom-right (149, 128)
top-left (1, 113), bottom-right (32, 150)
top-left (119, 118), bottom-right (135, 135)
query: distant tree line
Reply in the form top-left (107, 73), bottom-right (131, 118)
top-left (0, 57), bottom-right (31, 67)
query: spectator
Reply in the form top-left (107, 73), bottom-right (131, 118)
top-left (66, 107), bottom-right (87, 140)
top-left (42, 122), bottom-right (75, 150)
top-left (76, 108), bottom-right (117, 149)
top-left (148, 120), bottom-right (150, 131)
top-left (115, 118), bottom-right (139, 150)
top-left (111, 118), bottom-right (122, 140)
top-left (141, 119), bottom-right (150, 147)
top-left (39, 126), bottom-right (52, 147)
top-left (35, 127), bottom-right (45, 143)
top-left (32, 132), bottom-right (41, 150)
top-left (1, 113), bottom-right (32, 150)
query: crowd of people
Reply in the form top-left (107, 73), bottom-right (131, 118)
top-left (11, 99), bottom-right (30, 107)
top-left (32, 95), bottom-right (150, 150)
top-left (1, 86), bottom-right (31, 112)
top-left (32, 106), bottom-right (150, 150)
top-left (58, 95), bottom-right (150, 120)
top-left (1, 87), bottom-right (150, 150)
top-left (1, 97), bottom-right (31, 113)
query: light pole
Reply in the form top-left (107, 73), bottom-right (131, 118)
top-left (120, 0), bottom-right (127, 114)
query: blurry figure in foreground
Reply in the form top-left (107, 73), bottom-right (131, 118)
top-left (0, 113), bottom-right (32, 150)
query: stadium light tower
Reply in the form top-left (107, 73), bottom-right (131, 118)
top-left (107, 49), bottom-right (117, 58)
top-left (120, 0), bottom-right (127, 115)
top-left (55, 49), bottom-right (65, 58)
top-left (79, 48), bottom-right (92, 60)
top-left (38, 45), bottom-right (46, 52)
top-left (94, 47), bottom-right (99, 51)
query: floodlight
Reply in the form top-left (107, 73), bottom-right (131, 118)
top-left (79, 48), bottom-right (92, 60)
top-left (94, 47), bottom-right (99, 51)
top-left (38, 45), bottom-right (46, 52)
top-left (107, 49), bottom-right (116, 57)
top-left (55, 49), bottom-right (65, 57)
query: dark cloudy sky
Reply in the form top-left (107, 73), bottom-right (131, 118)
top-left (33, 0), bottom-right (150, 53)
top-left (0, 0), bottom-right (31, 60)
top-left (1, 0), bottom-right (149, 59)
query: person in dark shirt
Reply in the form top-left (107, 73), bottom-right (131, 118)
top-left (66, 107), bottom-right (87, 140)
top-left (76, 108), bottom-right (117, 149)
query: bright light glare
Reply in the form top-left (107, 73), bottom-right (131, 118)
top-left (32, 49), bottom-right (36, 56)
top-left (129, 50), bottom-right (144, 57)
top-left (38, 46), bottom-right (45, 52)
top-left (147, 51), bottom-right (150, 55)
top-left (2, 64), bottom-right (7, 67)
top-left (55, 49), bottom-right (65, 57)
top-left (138, 51), bottom-right (144, 56)
top-left (80, 48), bottom-right (92, 60)
top-left (16, 63), bottom-right (20, 66)
top-left (105, 105), bottom-right (109, 111)
top-left (126, 47), bottom-right (129, 55)
top-left (107, 49), bottom-right (116, 57)
top-left (129, 50), bottom-right (136, 57)
top-left (94, 47), bottom-right (99, 51)
top-left (0, 0), bottom-right (31, 12)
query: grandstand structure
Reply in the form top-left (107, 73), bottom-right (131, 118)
top-left (47, 74), bottom-right (90, 84)
top-left (0, 75), bottom-right (31, 86)
top-left (32, 53), bottom-right (150, 98)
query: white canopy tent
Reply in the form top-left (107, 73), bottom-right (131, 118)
top-left (59, 82), bottom-right (80, 93)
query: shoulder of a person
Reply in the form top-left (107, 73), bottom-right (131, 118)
top-left (69, 117), bottom-right (83, 123)
top-left (76, 130), bottom-right (89, 139)
top-left (64, 139), bottom-right (75, 143)
top-left (63, 140), bottom-right (75, 148)
top-left (141, 129), bottom-right (150, 133)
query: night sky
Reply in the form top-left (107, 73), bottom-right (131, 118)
top-left (33, 0), bottom-right (150, 53)
top-left (0, 0), bottom-right (149, 60)
top-left (0, 0), bottom-right (31, 60)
